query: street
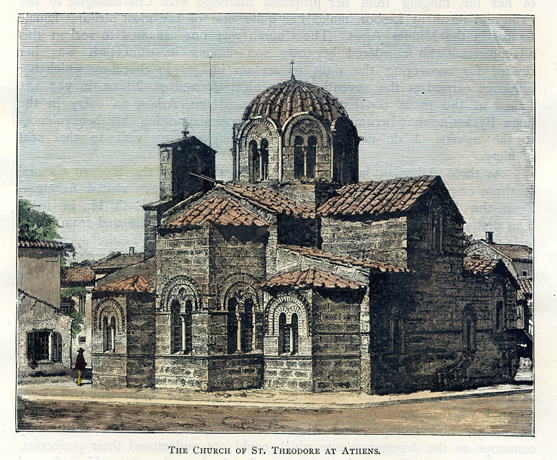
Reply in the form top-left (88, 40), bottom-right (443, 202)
top-left (17, 393), bottom-right (532, 434)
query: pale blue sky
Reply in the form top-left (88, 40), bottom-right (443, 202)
top-left (18, 14), bottom-right (533, 260)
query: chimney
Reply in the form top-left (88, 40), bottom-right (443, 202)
top-left (129, 246), bottom-right (135, 255)
top-left (485, 231), bottom-right (494, 244)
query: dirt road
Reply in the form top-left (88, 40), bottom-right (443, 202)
top-left (17, 393), bottom-right (533, 434)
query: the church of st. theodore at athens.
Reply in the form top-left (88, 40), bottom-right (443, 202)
top-left (91, 73), bottom-right (521, 394)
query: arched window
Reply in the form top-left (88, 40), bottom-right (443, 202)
top-left (103, 316), bottom-right (116, 352)
top-left (170, 300), bottom-right (182, 354)
top-left (278, 312), bottom-right (289, 354)
top-left (429, 203), bottom-right (443, 252)
top-left (294, 136), bottom-right (304, 179)
top-left (493, 285), bottom-right (506, 331)
top-left (249, 140), bottom-right (260, 182)
top-left (333, 138), bottom-right (342, 182)
top-left (241, 298), bottom-right (255, 352)
top-left (306, 136), bottom-right (316, 178)
top-left (389, 317), bottom-right (404, 354)
top-left (260, 139), bottom-right (269, 181)
top-left (227, 298), bottom-right (238, 354)
top-left (463, 307), bottom-right (476, 352)
top-left (102, 317), bottom-right (110, 352)
top-left (291, 313), bottom-right (299, 355)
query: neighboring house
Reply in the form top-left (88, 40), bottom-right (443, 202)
top-left (91, 76), bottom-right (523, 394)
top-left (90, 248), bottom-right (144, 282)
top-left (466, 232), bottom-right (533, 360)
top-left (466, 232), bottom-right (532, 280)
top-left (18, 238), bottom-right (73, 379)
top-left (61, 264), bottom-right (96, 365)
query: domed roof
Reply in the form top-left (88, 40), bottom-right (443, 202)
top-left (242, 77), bottom-right (349, 127)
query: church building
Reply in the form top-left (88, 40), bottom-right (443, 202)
top-left (91, 75), bottom-right (520, 394)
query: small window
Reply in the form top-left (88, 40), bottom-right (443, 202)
top-left (522, 270), bottom-right (528, 277)
top-left (260, 139), bottom-right (269, 181)
top-left (306, 136), bottom-right (317, 178)
top-left (227, 298), bottom-right (238, 354)
top-left (27, 330), bottom-right (62, 363)
top-left (249, 140), bottom-right (260, 182)
top-left (294, 136), bottom-right (304, 179)
top-left (389, 318), bottom-right (404, 353)
top-left (291, 313), bottom-right (299, 355)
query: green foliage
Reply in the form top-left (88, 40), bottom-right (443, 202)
top-left (61, 286), bottom-right (86, 299)
top-left (18, 198), bottom-right (61, 241)
top-left (70, 310), bottom-right (84, 337)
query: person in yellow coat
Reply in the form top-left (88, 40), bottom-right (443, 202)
top-left (74, 348), bottom-right (87, 386)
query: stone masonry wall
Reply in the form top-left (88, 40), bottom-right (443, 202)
top-left (311, 290), bottom-right (363, 391)
top-left (264, 357), bottom-right (313, 392)
top-left (320, 216), bottom-right (408, 266)
top-left (126, 295), bottom-right (155, 388)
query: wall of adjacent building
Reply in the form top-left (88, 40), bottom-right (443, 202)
top-left (18, 291), bottom-right (72, 379)
top-left (18, 247), bottom-right (62, 307)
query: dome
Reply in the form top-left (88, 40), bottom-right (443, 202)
top-left (242, 77), bottom-right (349, 127)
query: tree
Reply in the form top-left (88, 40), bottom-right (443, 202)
top-left (18, 198), bottom-right (61, 240)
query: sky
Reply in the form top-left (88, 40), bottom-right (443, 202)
top-left (17, 14), bottom-right (534, 261)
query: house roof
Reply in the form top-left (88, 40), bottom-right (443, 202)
top-left (279, 244), bottom-right (412, 273)
top-left (517, 278), bottom-right (532, 301)
top-left (95, 257), bottom-right (156, 290)
top-left (162, 195), bottom-right (269, 229)
top-left (464, 257), bottom-right (521, 290)
top-left (18, 238), bottom-right (73, 251)
top-left (463, 257), bottom-right (499, 275)
top-left (220, 184), bottom-right (315, 219)
top-left (95, 274), bottom-right (153, 294)
top-left (91, 252), bottom-right (144, 271)
top-left (489, 243), bottom-right (532, 262)
top-left (264, 268), bottom-right (364, 290)
top-left (61, 266), bottom-right (95, 285)
top-left (318, 175), bottom-right (462, 221)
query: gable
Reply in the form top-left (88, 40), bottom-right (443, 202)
top-left (318, 175), bottom-right (464, 223)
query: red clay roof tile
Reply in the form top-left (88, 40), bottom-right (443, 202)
top-left (463, 257), bottom-right (500, 275)
top-left (318, 175), bottom-right (440, 218)
top-left (162, 195), bottom-right (269, 229)
top-left (62, 266), bottom-right (95, 284)
top-left (221, 184), bottom-right (315, 219)
top-left (95, 274), bottom-right (153, 294)
top-left (264, 268), bottom-right (364, 290)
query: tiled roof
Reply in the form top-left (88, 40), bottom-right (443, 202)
top-left (490, 243), bottom-right (532, 261)
top-left (162, 195), bottom-right (269, 229)
top-left (242, 78), bottom-right (348, 127)
top-left (264, 268), bottom-right (364, 290)
top-left (18, 238), bottom-right (73, 251)
top-left (96, 257), bottom-right (156, 290)
top-left (463, 257), bottom-right (500, 275)
top-left (62, 266), bottom-right (95, 284)
top-left (95, 274), bottom-right (153, 294)
top-left (221, 184), bottom-right (315, 219)
top-left (517, 278), bottom-right (532, 301)
top-left (91, 252), bottom-right (144, 271)
top-left (279, 245), bottom-right (412, 273)
top-left (318, 175), bottom-right (442, 218)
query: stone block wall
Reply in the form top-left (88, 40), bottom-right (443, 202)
top-left (207, 355), bottom-right (263, 391)
top-left (368, 268), bottom-right (519, 394)
top-left (311, 290), bottom-right (363, 391)
top-left (320, 216), bottom-right (408, 266)
top-left (126, 295), bottom-right (155, 387)
top-left (264, 357), bottom-right (313, 391)
top-left (155, 356), bottom-right (209, 390)
top-left (157, 227), bottom-right (211, 305)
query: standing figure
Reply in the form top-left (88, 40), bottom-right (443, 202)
top-left (74, 348), bottom-right (87, 386)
